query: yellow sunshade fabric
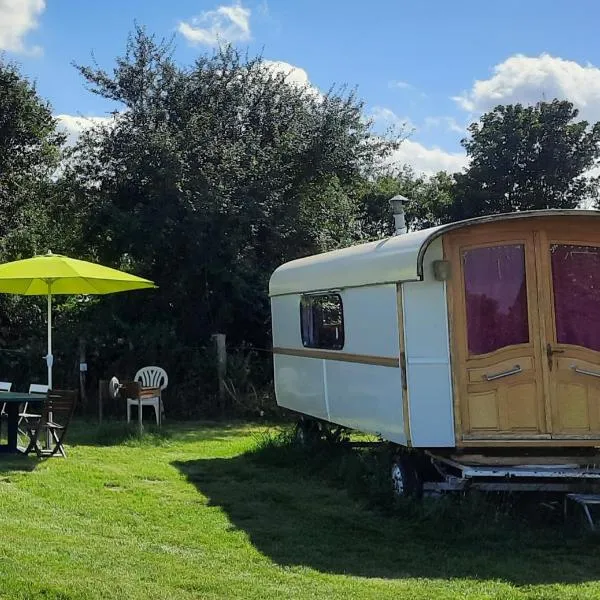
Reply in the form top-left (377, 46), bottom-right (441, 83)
top-left (0, 253), bottom-right (157, 295)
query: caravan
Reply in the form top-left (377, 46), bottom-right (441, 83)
top-left (270, 205), bottom-right (600, 499)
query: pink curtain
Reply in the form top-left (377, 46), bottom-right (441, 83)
top-left (463, 245), bottom-right (529, 355)
top-left (551, 244), bottom-right (600, 352)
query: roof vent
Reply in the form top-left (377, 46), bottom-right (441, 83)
top-left (389, 194), bottom-right (410, 236)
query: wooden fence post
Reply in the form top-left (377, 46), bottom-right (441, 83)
top-left (79, 337), bottom-right (87, 413)
top-left (98, 379), bottom-right (106, 424)
top-left (212, 333), bottom-right (227, 416)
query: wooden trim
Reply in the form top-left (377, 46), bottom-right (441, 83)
top-left (534, 228), bottom-right (555, 433)
top-left (460, 439), bottom-right (600, 448)
top-left (396, 284), bottom-right (412, 445)
top-left (443, 235), bottom-right (463, 445)
top-left (272, 346), bottom-right (399, 368)
top-left (462, 433), bottom-right (551, 440)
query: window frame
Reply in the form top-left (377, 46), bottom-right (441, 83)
top-left (299, 292), bottom-right (345, 350)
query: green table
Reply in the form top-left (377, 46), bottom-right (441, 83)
top-left (0, 392), bottom-right (43, 454)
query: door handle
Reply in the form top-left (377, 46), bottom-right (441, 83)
top-left (485, 365), bottom-right (522, 381)
top-left (572, 365), bottom-right (600, 379)
top-left (546, 343), bottom-right (565, 371)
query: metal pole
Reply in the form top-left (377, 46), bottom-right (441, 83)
top-left (46, 284), bottom-right (53, 449)
top-left (47, 287), bottom-right (52, 389)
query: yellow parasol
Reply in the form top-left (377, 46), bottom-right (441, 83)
top-left (0, 251), bottom-right (156, 388)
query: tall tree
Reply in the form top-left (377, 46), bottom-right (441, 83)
top-left (0, 59), bottom-right (65, 256)
top-left (356, 167), bottom-right (455, 237)
top-left (59, 28), bottom-right (397, 374)
top-left (452, 100), bottom-right (600, 220)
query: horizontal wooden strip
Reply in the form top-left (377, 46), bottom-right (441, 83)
top-left (459, 439), bottom-right (600, 448)
top-left (273, 346), bottom-right (399, 368)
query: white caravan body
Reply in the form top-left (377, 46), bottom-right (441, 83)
top-left (269, 210), bottom-right (600, 450)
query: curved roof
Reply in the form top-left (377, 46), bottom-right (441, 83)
top-left (269, 209), bottom-right (600, 297)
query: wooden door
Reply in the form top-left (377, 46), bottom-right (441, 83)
top-left (539, 228), bottom-right (600, 438)
top-left (446, 230), bottom-right (548, 440)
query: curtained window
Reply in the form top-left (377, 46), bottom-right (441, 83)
top-left (463, 244), bottom-right (529, 356)
top-left (551, 244), bottom-right (600, 352)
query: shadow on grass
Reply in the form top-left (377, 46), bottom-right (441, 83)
top-left (67, 418), bottom-right (258, 448)
top-left (174, 443), bottom-right (600, 585)
top-left (0, 453), bottom-right (39, 473)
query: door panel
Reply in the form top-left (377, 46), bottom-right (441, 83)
top-left (544, 239), bottom-right (600, 437)
top-left (447, 219), bottom-right (600, 443)
top-left (447, 233), bottom-right (547, 438)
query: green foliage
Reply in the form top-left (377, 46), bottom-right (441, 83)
top-left (0, 59), bottom-right (66, 257)
top-left (42, 27), bottom-right (398, 414)
top-left (356, 167), bottom-right (455, 237)
top-left (3, 29), bottom-right (600, 421)
top-left (453, 100), bottom-right (600, 219)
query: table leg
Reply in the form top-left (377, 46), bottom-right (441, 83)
top-left (6, 403), bottom-right (18, 452)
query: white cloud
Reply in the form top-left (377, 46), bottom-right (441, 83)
top-left (55, 114), bottom-right (115, 146)
top-left (0, 0), bottom-right (45, 55)
top-left (389, 80), bottom-right (413, 90)
top-left (454, 53), bottom-right (600, 123)
top-left (178, 3), bottom-right (251, 46)
top-left (262, 60), bottom-right (323, 100)
top-left (263, 60), bottom-right (310, 88)
top-left (388, 138), bottom-right (468, 176)
top-left (370, 107), bottom-right (415, 133)
top-left (424, 116), bottom-right (465, 134)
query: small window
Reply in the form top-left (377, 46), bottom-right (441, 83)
top-left (300, 294), bottom-right (344, 350)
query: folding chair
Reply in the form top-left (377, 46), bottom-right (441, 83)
top-left (17, 383), bottom-right (48, 442)
top-left (0, 381), bottom-right (12, 437)
top-left (19, 383), bottom-right (48, 425)
top-left (23, 389), bottom-right (77, 458)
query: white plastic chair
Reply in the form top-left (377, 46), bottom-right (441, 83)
top-left (126, 366), bottom-right (168, 426)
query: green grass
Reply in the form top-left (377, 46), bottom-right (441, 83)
top-left (0, 420), bottom-right (598, 599)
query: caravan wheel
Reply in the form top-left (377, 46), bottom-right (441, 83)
top-left (293, 419), bottom-right (321, 447)
top-left (391, 455), bottom-right (423, 498)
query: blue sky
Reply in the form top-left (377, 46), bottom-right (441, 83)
top-left (4, 0), bottom-right (600, 174)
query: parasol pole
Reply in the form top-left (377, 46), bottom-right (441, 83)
top-left (47, 283), bottom-right (53, 390)
top-left (46, 280), bottom-right (54, 449)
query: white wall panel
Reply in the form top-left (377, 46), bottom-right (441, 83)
top-left (402, 237), bottom-right (455, 447)
top-left (340, 284), bottom-right (399, 358)
top-left (273, 355), bottom-right (328, 420)
top-left (326, 361), bottom-right (406, 444)
top-left (271, 295), bottom-right (302, 348)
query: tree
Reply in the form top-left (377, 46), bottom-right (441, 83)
top-left (0, 60), bottom-right (68, 388)
top-left (356, 167), bottom-right (455, 238)
top-left (0, 59), bottom-right (65, 256)
top-left (55, 28), bottom-right (398, 412)
top-left (451, 100), bottom-right (600, 220)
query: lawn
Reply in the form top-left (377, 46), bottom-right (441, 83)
top-left (0, 421), bottom-right (598, 599)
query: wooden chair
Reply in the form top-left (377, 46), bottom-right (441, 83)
top-left (126, 366), bottom-right (168, 426)
top-left (23, 389), bottom-right (77, 458)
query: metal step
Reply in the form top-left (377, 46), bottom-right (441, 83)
top-left (564, 494), bottom-right (600, 531)
top-left (432, 454), bottom-right (600, 479)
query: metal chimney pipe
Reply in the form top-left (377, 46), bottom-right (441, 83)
top-left (389, 194), bottom-right (409, 235)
